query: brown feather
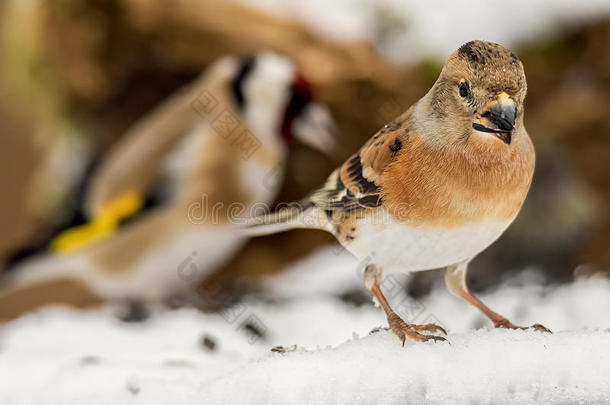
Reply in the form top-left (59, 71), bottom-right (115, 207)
top-left (87, 61), bottom-right (279, 275)
top-left (310, 112), bottom-right (411, 213)
top-left (309, 103), bottom-right (534, 233)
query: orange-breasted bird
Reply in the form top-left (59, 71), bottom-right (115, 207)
top-left (246, 41), bottom-right (550, 344)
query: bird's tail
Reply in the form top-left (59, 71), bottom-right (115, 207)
top-left (240, 199), bottom-right (327, 237)
top-left (1, 253), bottom-right (82, 292)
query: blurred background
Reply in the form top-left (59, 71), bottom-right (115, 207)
top-left (0, 0), bottom-right (609, 320)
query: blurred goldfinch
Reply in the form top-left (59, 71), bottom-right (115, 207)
top-left (0, 52), bottom-right (336, 309)
top-left (246, 41), bottom-right (550, 344)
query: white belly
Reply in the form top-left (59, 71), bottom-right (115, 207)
top-left (85, 228), bottom-right (245, 301)
top-left (342, 210), bottom-right (512, 272)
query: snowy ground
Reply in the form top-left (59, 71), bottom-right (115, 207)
top-left (1, 248), bottom-right (609, 404)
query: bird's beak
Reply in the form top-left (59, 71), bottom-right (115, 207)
top-left (473, 92), bottom-right (516, 145)
top-left (291, 102), bottom-right (339, 157)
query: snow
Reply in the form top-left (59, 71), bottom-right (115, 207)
top-left (1, 247), bottom-right (609, 404)
top-left (204, 330), bottom-right (610, 405)
top-left (234, 0), bottom-right (610, 63)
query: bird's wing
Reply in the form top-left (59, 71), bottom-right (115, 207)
top-left (86, 75), bottom-right (211, 216)
top-left (309, 114), bottom-right (409, 213)
top-left (48, 72), bottom-right (227, 255)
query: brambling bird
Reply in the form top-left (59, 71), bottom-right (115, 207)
top-left (247, 40), bottom-right (551, 344)
top-left (0, 52), bottom-right (336, 310)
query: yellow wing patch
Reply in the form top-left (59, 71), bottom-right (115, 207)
top-left (51, 192), bottom-right (143, 255)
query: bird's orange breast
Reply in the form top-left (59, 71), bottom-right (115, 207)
top-left (382, 132), bottom-right (535, 227)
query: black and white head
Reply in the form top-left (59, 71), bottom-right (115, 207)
top-left (226, 51), bottom-right (336, 155)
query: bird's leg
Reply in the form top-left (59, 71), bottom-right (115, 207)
top-left (444, 262), bottom-right (551, 332)
top-left (364, 265), bottom-right (447, 345)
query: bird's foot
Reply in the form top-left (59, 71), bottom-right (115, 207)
top-left (494, 318), bottom-right (552, 333)
top-left (387, 313), bottom-right (447, 346)
top-left (410, 322), bottom-right (448, 336)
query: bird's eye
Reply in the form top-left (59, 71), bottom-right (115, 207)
top-left (459, 82), bottom-right (470, 98)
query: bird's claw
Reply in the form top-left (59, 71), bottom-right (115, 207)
top-left (387, 313), bottom-right (448, 345)
top-left (411, 323), bottom-right (448, 336)
top-left (494, 318), bottom-right (552, 333)
top-left (530, 323), bottom-right (552, 333)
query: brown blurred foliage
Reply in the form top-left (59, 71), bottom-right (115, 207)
top-left (521, 23), bottom-right (610, 269)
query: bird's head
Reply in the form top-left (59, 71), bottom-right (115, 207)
top-left (420, 40), bottom-right (527, 147)
top-left (227, 52), bottom-right (337, 155)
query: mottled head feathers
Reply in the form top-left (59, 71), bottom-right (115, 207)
top-left (416, 40), bottom-right (528, 149)
top-left (451, 40), bottom-right (526, 100)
